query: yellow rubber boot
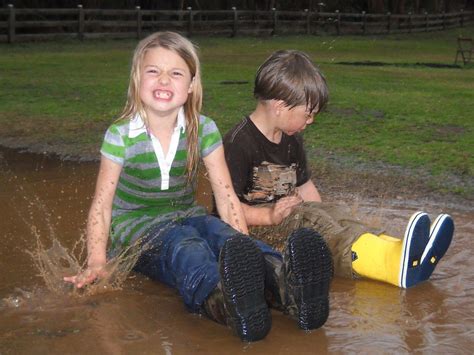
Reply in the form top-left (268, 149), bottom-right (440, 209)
top-left (351, 233), bottom-right (402, 286)
top-left (378, 234), bottom-right (420, 269)
top-left (351, 212), bottom-right (431, 288)
top-left (379, 234), bottom-right (401, 243)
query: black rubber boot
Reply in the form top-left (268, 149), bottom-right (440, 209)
top-left (201, 283), bottom-right (227, 326)
top-left (218, 234), bottom-right (272, 342)
top-left (265, 228), bottom-right (333, 330)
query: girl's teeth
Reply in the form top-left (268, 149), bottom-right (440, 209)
top-left (154, 90), bottom-right (172, 99)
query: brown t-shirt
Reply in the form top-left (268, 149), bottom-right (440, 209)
top-left (223, 116), bottom-right (310, 205)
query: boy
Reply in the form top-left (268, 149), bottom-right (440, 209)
top-left (224, 50), bottom-right (454, 288)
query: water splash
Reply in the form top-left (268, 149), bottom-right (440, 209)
top-left (26, 235), bottom-right (143, 297)
top-left (0, 152), bottom-right (141, 301)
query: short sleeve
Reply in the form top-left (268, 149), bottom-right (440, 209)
top-left (199, 116), bottom-right (223, 158)
top-left (224, 135), bottom-right (250, 200)
top-left (100, 124), bottom-right (125, 165)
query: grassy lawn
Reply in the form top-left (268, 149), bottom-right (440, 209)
top-left (0, 27), bottom-right (473, 196)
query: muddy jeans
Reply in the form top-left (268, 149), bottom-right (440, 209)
top-left (249, 202), bottom-right (384, 279)
top-left (133, 215), bottom-right (280, 312)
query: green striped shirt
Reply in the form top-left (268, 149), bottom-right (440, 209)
top-left (100, 113), bottom-right (222, 251)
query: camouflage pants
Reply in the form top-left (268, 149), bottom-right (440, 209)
top-left (249, 202), bottom-right (383, 279)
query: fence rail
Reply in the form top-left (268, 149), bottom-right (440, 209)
top-left (1, 5), bottom-right (473, 43)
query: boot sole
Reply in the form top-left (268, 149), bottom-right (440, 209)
top-left (285, 228), bottom-right (333, 330)
top-left (219, 235), bottom-right (271, 342)
top-left (417, 214), bottom-right (454, 282)
top-left (399, 212), bottom-right (431, 288)
top-left (422, 214), bottom-right (454, 263)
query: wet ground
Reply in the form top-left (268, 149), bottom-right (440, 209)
top-left (1, 147), bottom-right (473, 354)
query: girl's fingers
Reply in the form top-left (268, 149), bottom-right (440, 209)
top-left (63, 268), bottom-right (101, 288)
top-left (77, 271), bottom-right (98, 288)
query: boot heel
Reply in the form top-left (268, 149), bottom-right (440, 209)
top-left (220, 235), bottom-right (271, 342)
top-left (285, 228), bottom-right (333, 330)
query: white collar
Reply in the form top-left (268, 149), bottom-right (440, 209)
top-left (128, 107), bottom-right (187, 138)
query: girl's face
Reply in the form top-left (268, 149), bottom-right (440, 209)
top-left (139, 46), bottom-right (193, 119)
top-left (278, 104), bottom-right (315, 136)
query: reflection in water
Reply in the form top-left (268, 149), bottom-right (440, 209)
top-left (1, 147), bottom-right (473, 353)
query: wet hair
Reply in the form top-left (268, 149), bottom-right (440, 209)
top-left (118, 31), bottom-right (202, 183)
top-left (253, 50), bottom-right (328, 114)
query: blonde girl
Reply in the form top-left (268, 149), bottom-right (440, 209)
top-left (64, 32), bottom-right (279, 342)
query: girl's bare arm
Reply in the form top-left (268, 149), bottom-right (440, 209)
top-left (64, 156), bottom-right (122, 288)
top-left (203, 145), bottom-right (249, 234)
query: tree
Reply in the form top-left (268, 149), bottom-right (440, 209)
top-left (390, 0), bottom-right (406, 13)
top-left (368, 0), bottom-right (385, 12)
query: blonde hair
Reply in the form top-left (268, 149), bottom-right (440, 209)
top-left (119, 31), bottom-right (203, 183)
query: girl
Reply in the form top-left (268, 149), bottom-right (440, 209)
top-left (64, 31), bottom-right (277, 342)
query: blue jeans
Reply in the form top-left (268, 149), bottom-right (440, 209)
top-left (133, 215), bottom-right (280, 312)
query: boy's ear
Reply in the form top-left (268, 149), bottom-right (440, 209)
top-left (274, 100), bottom-right (287, 115)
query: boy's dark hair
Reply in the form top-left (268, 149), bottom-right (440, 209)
top-left (254, 50), bottom-right (328, 114)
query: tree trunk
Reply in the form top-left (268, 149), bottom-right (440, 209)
top-left (368, 0), bottom-right (385, 13)
top-left (466, 0), bottom-right (474, 11)
top-left (391, 0), bottom-right (407, 14)
top-left (414, 0), bottom-right (421, 13)
top-left (444, 0), bottom-right (451, 12)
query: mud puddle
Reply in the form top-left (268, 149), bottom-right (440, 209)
top-left (1, 147), bottom-right (473, 354)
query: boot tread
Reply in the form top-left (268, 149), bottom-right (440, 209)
top-left (220, 235), bottom-right (271, 342)
top-left (285, 228), bottom-right (333, 330)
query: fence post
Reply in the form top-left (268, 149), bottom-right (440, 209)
top-left (460, 9), bottom-right (464, 27)
top-left (136, 6), bottom-right (142, 39)
top-left (335, 10), bottom-right (340, 36)
top-left (425, 11), bottom-right (428, 31)
top-left (77, 4), bottom-right (84, 41)
top-left (7, 4), bottom-right (15, 44)
top-left (272, 8), bottom-right (278, 35)
top-left (387, 12), bottom-right (391, 34)
top-left (442, 11), bottom-right (446, 30)
top-left (187, 7), bottom-right (193, 36)
top-left (232, 7), bottom-right (238, 37)
top-left (304, 9), bottom-right (311, 35)
top-left (314, 9), bottom-right (319, 35)
top-left (362, 11), bottom-right (366, 34)
top-left (408, 12), bottom-right (412, 33)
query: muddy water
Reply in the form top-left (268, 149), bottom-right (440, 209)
top-left (1, 147), bottom-right (473, 354)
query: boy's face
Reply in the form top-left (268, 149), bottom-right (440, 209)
top-left (278, 104), bottom-right (315, 136)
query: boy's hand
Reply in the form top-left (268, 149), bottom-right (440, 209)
top-left (63, 262), bottom-right (107, 289)
top-left (270, 195), bottom-right (303, 225)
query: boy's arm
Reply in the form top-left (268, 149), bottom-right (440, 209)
top-left (241, 195), bottom-right (302, 226)
top-left (64, 156), bottom-right (121, 288)
top-left (241, 178), bottom-right (320, 226)
top-left (297, 179), bottom-right (322, 202)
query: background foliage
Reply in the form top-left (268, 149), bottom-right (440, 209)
top-left (2, 0), bottom-right (473, 14)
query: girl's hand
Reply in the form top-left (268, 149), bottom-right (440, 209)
top-left (270, 195), bottom-right (303, 225)
top-left (63, 262), bottom-right (107, 289)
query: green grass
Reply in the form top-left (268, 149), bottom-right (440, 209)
top-left (0, 27), bottom-right (473, 196)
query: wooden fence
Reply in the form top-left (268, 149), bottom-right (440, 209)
top-left (1, 5), bottom-right (473, 43)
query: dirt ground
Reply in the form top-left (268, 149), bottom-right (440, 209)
top-left (313, 157), bottom-right (473, 211)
